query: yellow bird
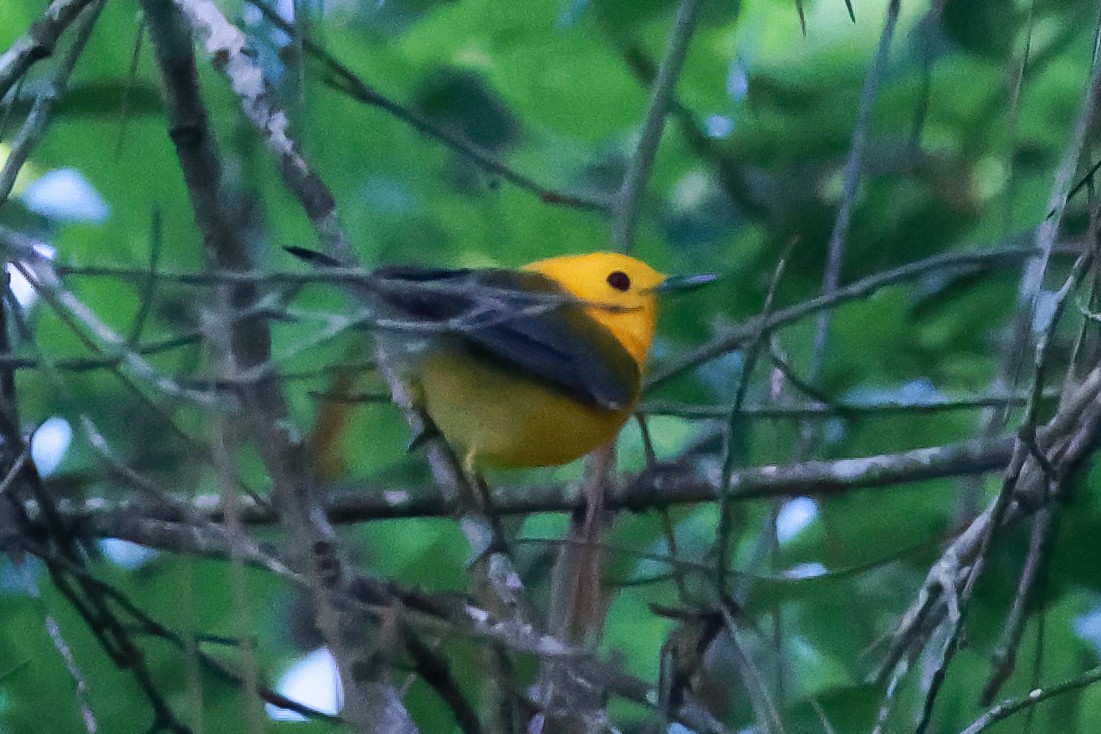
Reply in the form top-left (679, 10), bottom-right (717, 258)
top-left (289, 249), bottom-right (712, 469)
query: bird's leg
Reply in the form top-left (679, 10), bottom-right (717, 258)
top-left (462, 449), bottom-right (494, 514)
top-left (457, 451), bottom-right (516, 563)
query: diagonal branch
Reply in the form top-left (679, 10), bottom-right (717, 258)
top-left (0, 0), bottom-right (104, 206)
top-left (0, 0), bottom-right (95, 102)
top-left (881, 366), bottom-right (1101, 711)
top-left (141, 1), bottom-right (416, 729)
top-left (611, 0), bottom-right (705, 251)
top-left (244, 0), bottom-right (605, 212)
top-left (649, 244), bottom-right (1083, 389)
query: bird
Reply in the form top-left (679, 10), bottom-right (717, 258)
top-left (287, 247), bottom-right (713, 470)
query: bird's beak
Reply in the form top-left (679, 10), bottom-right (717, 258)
top-left (650, 272), bottom-right (717, 294)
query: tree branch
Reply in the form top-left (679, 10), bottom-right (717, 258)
top-left (611, 0), bottom-right (705, 251)
top-left (810, 0), bottom-right (900, 378)
top-left (51, 434), bottom-right (1015, 550)
top-left (649, 244), bottom-right (1083, 389)
top-left (142, 0), bottom-right (416, 728)
top-left (243, 0), bottom-right (606, 212)
top-left (0, 0), bottom-right (94, 102)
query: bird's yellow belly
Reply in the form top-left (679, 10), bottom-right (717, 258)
top-left (415, 349), bottom-right (635, 468)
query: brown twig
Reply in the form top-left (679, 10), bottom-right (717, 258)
top-left (961, 663), bottom-right (1101, 734)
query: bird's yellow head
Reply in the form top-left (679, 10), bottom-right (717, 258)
top-left (522, 252), bottom-right (665, 368)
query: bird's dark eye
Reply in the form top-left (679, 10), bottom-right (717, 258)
top-left (607, 271), bottom-right (631, 291)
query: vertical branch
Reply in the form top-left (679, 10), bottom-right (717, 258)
top-left (973, 245), bottom-right (1099, 702)
top-left (611, 0), bottom-right (704, 252)
top-left (176, 559), bottom-right (207, 734)
top-left (168, 2), bottom-right (538, 727)
top-left (809, 0), bottom-right (900, 379)
top-left (139, 2), bottom-right (416, 730)
top-left (375, 356), bottom-right (529, 733)
top-left (716, 244), bottom-right (792, 592)
top-left (206, 292), bottom-right (264, 734)
top-left (536, 443), bottom-right (615, 731)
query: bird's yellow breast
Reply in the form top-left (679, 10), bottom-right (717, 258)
top-left (286, 247), bottom-right (711, 471)
top-left (416, 345), bottom-right (637, 469)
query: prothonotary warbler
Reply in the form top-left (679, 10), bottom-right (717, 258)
top-left (288, 248), bottom-right (713, 470)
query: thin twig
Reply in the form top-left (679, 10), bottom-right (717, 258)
top-left (979, 505), bottom-right (1059, 704)
top-left (810, 0), bottom-right (900, 380)
top-left (10, 258), bottom-right (220, 407)
top-left (611, 0), bottom-right (705, 251)
top-left (650, 244), bottom-right (1082, 389)
top-left (0, 0), bottom-right (95, 102)
top-left (0, 0), bottom-right (104, 206)
top-left (717, 243), bottom-right (793, 592)
top-left (718, 604), bottom-right (787, 734)
top-left (643, 391), bottom-right (1051, 419)
top-left (960, 664), bottom-right (1101, 734)
top-left (996, 11), bottom-right (1101, 416)
top-left (244, 0), bottom-right (605, 211)
top-left (11, 562), bottom-right (98, 733)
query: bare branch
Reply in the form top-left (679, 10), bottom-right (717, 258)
top-left (53, 434), bottom-right (1015, 548)
top-left (611, 0), bottom-right (705, 251)
top-left (882, 367), bottom-right (1101, 725)
top-left (0, 0), bottom-right (94, 102)
top-left (243, 0), bottom-right (606, 212)
top-left (0, 0), bottom-right (104, 206)
top-left (167, 0), bottom-right (352, 259)
top-left (960, 664), bottom-right (1101, 734)
top-left (810, 0), bottom-right (900, 378)
top-left (649, 244), bottom-right (1083, 389)
top-left (142, 0), bottom-right (416, 728)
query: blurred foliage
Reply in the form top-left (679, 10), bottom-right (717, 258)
top-left (2, 0), bottom-right (1101, 732)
